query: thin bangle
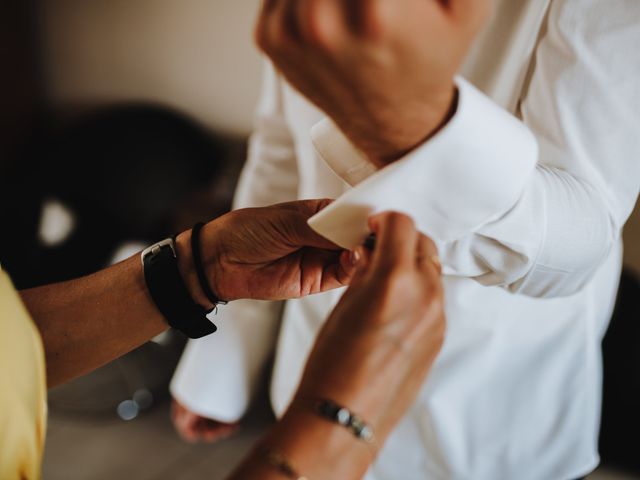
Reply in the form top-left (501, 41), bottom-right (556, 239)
top-left (190, 222), bottom-right (227, 306)
top-left (262, 448), bottom-right (308, 480)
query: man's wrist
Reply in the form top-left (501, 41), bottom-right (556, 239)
top-left (367, 84), bottom-right (459, 165)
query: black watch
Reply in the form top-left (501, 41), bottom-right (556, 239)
top-left (141, 238), bottom-right (217, 339)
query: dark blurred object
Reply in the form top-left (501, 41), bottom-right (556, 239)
top-left (0, 0), bottom-right (45, 168)
top-left (600, 267), bottom-right (640, 474)
top-left (48, 105), bottom-right (226, 238)
top-left (0, 0), bottom-right (48, 286)
top-left (2, 104), bottom-right (236, 288)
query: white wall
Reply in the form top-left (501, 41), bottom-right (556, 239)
top-left (42, 0), bottom-right (264, 136)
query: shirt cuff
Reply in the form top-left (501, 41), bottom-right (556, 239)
top-left (169, 299), bottom-right (281, 422)
top-left (308, 77), bottom-right (540, 249)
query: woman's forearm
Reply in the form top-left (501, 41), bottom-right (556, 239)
top-left (20, 254), bottom-right (169, 388)
top-left (20, 228), bottom-right (215, 388)
top-left (18, 201), bottom-right (353, 389)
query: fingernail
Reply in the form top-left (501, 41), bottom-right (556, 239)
top-left (349, 249), bottom-right (361, 266)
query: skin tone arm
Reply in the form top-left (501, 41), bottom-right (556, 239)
top-left (20, 199), bottom-right (354, 388)
top-left (230, 212), bottom-right (445, 479)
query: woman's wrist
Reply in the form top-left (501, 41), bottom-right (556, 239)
top-left (175, 229), bottom-right (215, 311)
top-left (260, 400), bottom-right (376, 479)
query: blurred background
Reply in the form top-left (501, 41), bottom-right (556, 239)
top-left (1, 1), bottom-right (639, 479)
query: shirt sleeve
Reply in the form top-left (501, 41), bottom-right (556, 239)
top-left (309, 0), bottom-right (640, 298)
top-left (233, 61), bottom-right (300, 209)
top-left (170, 62), bottom-right (296, 420)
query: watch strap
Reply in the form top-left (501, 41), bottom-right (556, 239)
top-left (142, 239), bottom-right (217, 339)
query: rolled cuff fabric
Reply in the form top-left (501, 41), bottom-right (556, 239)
top-left (308, 77), bottom-right (539, 249)
top-left (170, 300), bottom-right (282, 422)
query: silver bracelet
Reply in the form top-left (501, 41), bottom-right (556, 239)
top-left (314, 399), bottom-right (375, 444)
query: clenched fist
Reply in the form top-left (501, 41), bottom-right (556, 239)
top-left (256, 0), bottom-right (491, 165)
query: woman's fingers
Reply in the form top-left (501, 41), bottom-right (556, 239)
top-left (368, 212), bottom-right (418, 273)
top-left (416, 233), bottom-right (442, 275)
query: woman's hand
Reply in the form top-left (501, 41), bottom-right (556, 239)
top-left (230, 212), bottom-right (445, 479)
top-left (294, 211), bottom-right (445, 441)
top-left (176, 199), bottom-right (356, 305)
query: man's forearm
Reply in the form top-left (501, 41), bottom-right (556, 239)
top-left (20, 254), bottom-right (168, 388)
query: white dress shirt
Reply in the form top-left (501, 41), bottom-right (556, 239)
top-left (171, 0), bottom-right (640, 478)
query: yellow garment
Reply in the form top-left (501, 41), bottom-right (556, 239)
top-left (0, 268), bottom-right (47, 480)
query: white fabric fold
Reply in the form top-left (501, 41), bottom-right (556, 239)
top-left (170, 300), bottom-right (282, 421)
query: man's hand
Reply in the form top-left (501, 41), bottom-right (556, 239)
top-left (256, 0), bottom-right (491, 165)
top-left (171, 400), bottom-right (240, 444)
top-left (177, 199), bottom-right (355, 305)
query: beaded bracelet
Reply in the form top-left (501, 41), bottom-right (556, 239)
top-left (314, 399), bottom-right (375, 444)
